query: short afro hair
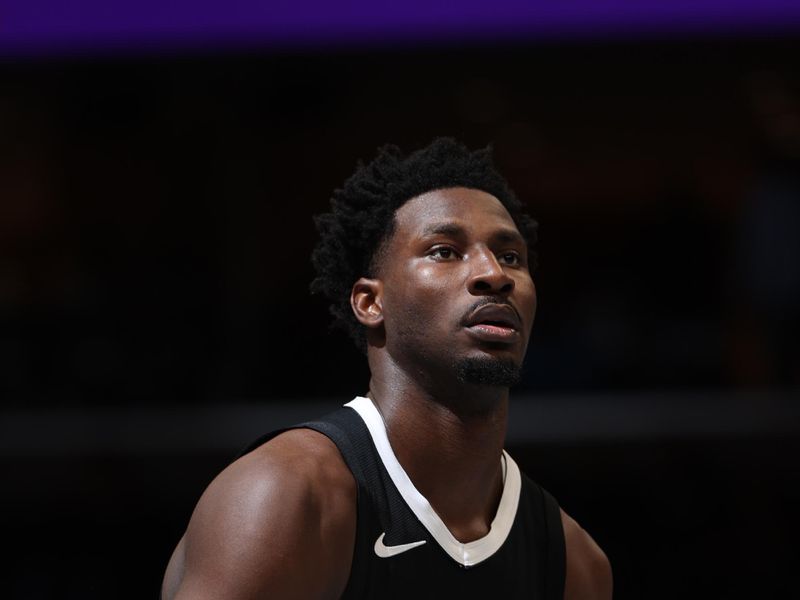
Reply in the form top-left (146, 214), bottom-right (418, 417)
top-left (310, 136), bottom-right (538, 350)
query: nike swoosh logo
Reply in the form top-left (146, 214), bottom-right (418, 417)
top-left (373, 532), bottom-right (427, 558)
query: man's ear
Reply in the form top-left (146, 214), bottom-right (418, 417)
top-left (351, 278), bottom-right (384, 328)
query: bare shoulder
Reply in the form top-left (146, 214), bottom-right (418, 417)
top-left (561, 508), bottom-right (613, 600)
top-left (162, 428), bottom-right (356, 600)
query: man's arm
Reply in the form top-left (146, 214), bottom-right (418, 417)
top-left (562, 509), bottom-right (613, 600)
top-left (161, 428), bottom-right (357, 600)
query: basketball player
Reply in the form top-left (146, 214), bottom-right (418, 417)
top-left (162, 138), bottom-right (612, 599)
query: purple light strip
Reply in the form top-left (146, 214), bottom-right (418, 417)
top-left (2, 0), bottom-right (800, 56)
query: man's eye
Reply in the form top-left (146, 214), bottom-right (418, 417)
top-left (430, 247), bottom-right (457, 260)
top-left (499, 252), bottom-right (520, 265)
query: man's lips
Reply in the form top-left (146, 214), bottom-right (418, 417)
top-left (462, 303), bottom-right (522, 343)
top-left (464, 303), bottom-right (522, 330)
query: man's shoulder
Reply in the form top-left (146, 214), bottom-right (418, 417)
top-left (198, 427), bottom-right (358, 547)
top-left (561, 508), bottom-right (613, 600)
top-left (163, 428), bottom-right (356, 599)
top-left (239, 427), bottom-right (355, 490)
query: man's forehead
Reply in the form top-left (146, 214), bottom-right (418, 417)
top-left (393, 187), bottom-right (518, 234)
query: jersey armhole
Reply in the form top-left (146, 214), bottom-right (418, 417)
top-left (542, 487), bottom-right (567, 600)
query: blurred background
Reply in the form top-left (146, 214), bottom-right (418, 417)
top-left (2, 1), bottom-right (799, 598)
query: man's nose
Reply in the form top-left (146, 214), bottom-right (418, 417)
top-left (467, 249), bottom-right (515, 295)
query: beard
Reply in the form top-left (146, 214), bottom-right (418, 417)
top-left (454, 355), bottom-right (522, 387)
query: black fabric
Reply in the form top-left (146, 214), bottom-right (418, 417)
top-left (239, 405), bottom-right (566, 600)
top-left (543, 487), bottom-right (567, 600)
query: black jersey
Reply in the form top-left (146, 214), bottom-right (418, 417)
top-left (239, 396), bottom-right (566, 599)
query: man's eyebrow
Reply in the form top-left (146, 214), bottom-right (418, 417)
top-left (418, 222), bottom-right (526, 246)
top-left (419, 222), bottom-right (466, 238)
top-left (491, 228), bottom-right (527, 246)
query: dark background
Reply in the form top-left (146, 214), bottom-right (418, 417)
top-left (2, 22), bottom-right (800, 600)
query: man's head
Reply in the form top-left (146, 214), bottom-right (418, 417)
top-left (311, 137), bottom-right (538, 386)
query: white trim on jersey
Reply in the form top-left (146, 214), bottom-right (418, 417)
top-left (345, 396), bottom-right (522, 567)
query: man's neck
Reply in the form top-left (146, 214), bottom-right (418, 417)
top-left (366, 354), bottom-right (509, 543)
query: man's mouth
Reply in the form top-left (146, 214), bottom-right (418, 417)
top-left (466, 322), bottom-right (518, 341)
top-left (462, 303), bottom-right (522, 343)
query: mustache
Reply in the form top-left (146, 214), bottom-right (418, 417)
top-left (461, 296), bottom-right (521, 324)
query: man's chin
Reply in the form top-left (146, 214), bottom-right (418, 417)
top-left (454, 355), bottom-right (522, 387)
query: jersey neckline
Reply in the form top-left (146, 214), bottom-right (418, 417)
top-left (345, 395), bottom-right (521, 567)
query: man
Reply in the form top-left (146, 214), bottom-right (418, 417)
top-left (162, 137), bottom-right (612, 599)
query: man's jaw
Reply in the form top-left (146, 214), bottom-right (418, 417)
top-left (454, 355), bottom-right (522, 387)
